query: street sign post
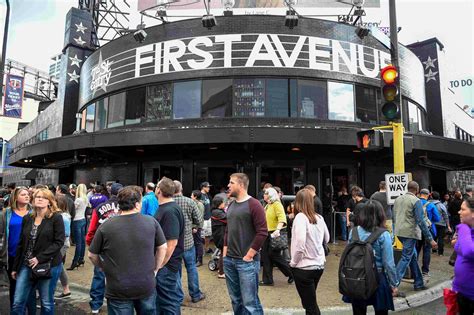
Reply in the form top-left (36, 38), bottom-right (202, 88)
top-left (385, 172), bottom-right (411, 205)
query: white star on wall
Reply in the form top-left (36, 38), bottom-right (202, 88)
top-left (69, 55), bottom-right (82, 68)
top-left (75, 22), bottom-right (87, 34)
top-left (424, 69), bottom-right (438, 83)
top-left (422, 56), bottom-right (437, 70)
top-left (74, 36), bottom-right (86, 46)
top-left (68, 70), bottom-right (80, 83)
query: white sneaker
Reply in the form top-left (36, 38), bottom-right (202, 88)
top-left (91, 310), bottom-right (100, 314)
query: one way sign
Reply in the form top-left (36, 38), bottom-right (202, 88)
top-left (385, 173), bottom-right (412, 205)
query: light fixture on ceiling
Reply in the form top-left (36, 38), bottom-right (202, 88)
top-left (291, 146), bottom-right (301, 151)
top-left (133, 16), bottom-right (147, 43)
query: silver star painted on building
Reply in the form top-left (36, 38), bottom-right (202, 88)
top-left (69, 54), bottom-right (82, 68)
top-left (74, 36), bottom-right (86, 46)
top-left (68, 70), bottom-right (80, 83)
top-left (422, 56), bottom-right (437, 70)
top-left (75, 22), bottom-right (87, 34)
top-left (424, 69), bottom-right (438, 82)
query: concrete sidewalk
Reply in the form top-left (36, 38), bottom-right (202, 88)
top-left (63, 242), bottom-right (454, 314)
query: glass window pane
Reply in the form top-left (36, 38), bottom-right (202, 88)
top-left (297, 80), bottom-right (327, 119)
top-left (418, 108), bottom-right (425, 131)
top-left (290, 79), bottom-right (298, 117)
top-left (126, 88), bottom-right (146, 125)
top-left (146, 83), bottom-right (172, 121)
top-left (86, 103), bottom-right (95, 132)
top-left (173, 81), bottom-right (201, 119)
top-left (408, 101), bottom-right (419, 132)
top-left (328, 82), bottom-right (354, 121)
top-left (107, 92), bottom-right (126, 128)
top-left (95, 98), bottom-right (108, 131)
top-left (233, 79), bottom-right (265, 117)
top-left (266, 79), bottom-right (288, 117)
top-left (202, 79), bottom-right (232, 117)
top-left (355, 85), bottom-right (377, 124)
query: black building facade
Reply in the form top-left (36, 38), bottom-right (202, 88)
top-left (9, 15), bottom-right (474, 196)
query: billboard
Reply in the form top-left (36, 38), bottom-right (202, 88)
top-left (2, 74), bottom-right (25, 118)
top-left (138, 0), bottom-right (380, 11)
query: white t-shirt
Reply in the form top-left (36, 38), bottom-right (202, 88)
top-left (74, 197), bottom-right (88, 221)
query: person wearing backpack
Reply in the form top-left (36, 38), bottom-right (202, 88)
top-left (430, 191), bottom-right (452, 256)
top-left (340, 200), bottom-right (399, 315)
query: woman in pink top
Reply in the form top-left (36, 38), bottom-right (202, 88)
top-left (290, 189), bottom-right (330, 315)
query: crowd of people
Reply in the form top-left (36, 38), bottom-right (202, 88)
top-left (0, 178), bottom-right (472, 315)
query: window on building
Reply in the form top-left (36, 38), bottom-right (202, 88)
top-left (85, 104), bottom-right (95, 132)
top-left (95, 98), bottom-right (109, 131)
top-left (173, 81), bottom-right (201, 119)
top-left (37, 128), bottom-right (49, 142)
top-left (125, 88), bottom-right (146, 125)
top-left (107, 92), bottom-right (126, 128)
top-left (233, 78), bottom-right (265, 117)
top-left (146, 83), bottom-right (172, 121)
top-left (202, 79), bottom-right (232, 117)
top-left (408, 101), bottom-right (420, 132)
top-left (266, 79), bottom-right (289, 117)
top-left (297, 80), bottom-right (327, 119)
top-left (328, 82), bottom-right (354, 121)
top-left (289, 79), bottom-right (298, 118)
top-left (355, 85), bottom-right (377, 124)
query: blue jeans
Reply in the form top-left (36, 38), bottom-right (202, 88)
top-left (90, 265), bottom-right (106, 311)
top-left (416, 235), bottom-right (432, 274)
top-left (72, 219), bottom-right (86, 263)
top-left (338, 213), bottom-right (347, 240)
top-left (223, 256), bottom-right (264, 315)
top-left (107, 291), bottom-right (157, 315)
top-left (11, 265), bottom-right (53, 315)
top-left (181, 246), bottom-right (202, 300)
top-left (49, 263), bottom-right (63, 297)
top-left (396, 237), bottom-right (424, 289)
top-left (155, 266), bottom-right (183, 314)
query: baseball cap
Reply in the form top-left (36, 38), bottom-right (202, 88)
top-left (420, 188), bottom-right (430, 195)
top-left (111, 183), bottom-right (124, 195)
top-left (200, 181), bottom-right (212, 189)
top-left (466, 185), bottom-right (473, 193)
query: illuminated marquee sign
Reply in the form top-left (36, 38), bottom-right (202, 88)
top-left (85, 33), bottom-right (391, 98)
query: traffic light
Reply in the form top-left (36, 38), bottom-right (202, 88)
top-left (380, 65), bottom-right (400, 121)
top-left (357, 129), bottom-right (383, 151)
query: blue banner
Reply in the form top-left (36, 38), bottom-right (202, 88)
top-left (2, 74), bottom-right (25, 118)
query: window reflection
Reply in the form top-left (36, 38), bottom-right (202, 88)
top-left (107, 92), bottom-right (126, 128)
top-left (408, 101), bottom-right (420, 132)
top-left (328, 82), bottom-right (354, 122)
top-left (126, 88), bottom-right (146, 125)
top-left (85, 104), bottom-right (95, 132)
top-left (146, 83), bottom-right (172, 121)
top-left (297, 80), bottom-right (327, 119)
top-left (173, 81), bottom-right (201, 119)
top-left (266, 79), bottom-right (288, 117)
top-left (233, 79), bottom-right (265, 117)
top-left (202, 79), bottom-right (232, 117)
top-left (95, 98), bottom-right (108, 131)
top-left (355, 85), bottom-right (377, 124)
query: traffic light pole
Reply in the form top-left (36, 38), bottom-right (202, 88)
top-left (389, 0), bottom-right (405, 174)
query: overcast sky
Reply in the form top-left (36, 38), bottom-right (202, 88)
top-left (0, 0), bottom-right (472, 105)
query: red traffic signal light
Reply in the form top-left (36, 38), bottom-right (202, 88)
top-left (381, 65), bottom-right (398, 84)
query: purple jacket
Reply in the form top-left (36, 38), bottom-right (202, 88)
top-left (453, 224), bottom-right (474, 300)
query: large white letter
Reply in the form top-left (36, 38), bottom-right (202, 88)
top-left (187, 37), bottom-right (213, 70)
top-left (332, 40), bottom-right (357, 74)
top-left (308, 37), bottom-right (331, 71)
top-left (357, 45), bottom-right (379, 78)
top-left (163, 40), bottom-right (186, 73)
top-left (135, 44), bottom-right (154, 77)
top-left (270, 34), bottom-right (306, 67)
top-left (215, 34), bottom-right (242, 67)
top-left (154, 42), bottom-right (162, 74)
top-left (245, 34), bottom-right (282, 67)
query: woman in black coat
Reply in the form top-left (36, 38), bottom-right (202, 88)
top-left (11, 188), bottom-right (65, 315)
top-left (211, 195), bottom-right (227, 278)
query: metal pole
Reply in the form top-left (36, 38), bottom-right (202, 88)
top-left (389, 0), bottom-right (405, 174)
top-left (0, 0), bottom-right (10, 103)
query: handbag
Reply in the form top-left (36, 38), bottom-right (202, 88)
top-left (31, 261), bottom-right (52, 280)
top-left (270, 230), bottom-right (288, 250)
top-left (443, 288), bottom-right (459, 315)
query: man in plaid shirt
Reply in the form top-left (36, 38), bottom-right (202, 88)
top-left (173, 180), bottom-right (205, 303)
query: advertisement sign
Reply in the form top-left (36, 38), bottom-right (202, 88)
top-left (2, 74), bottom-right (25, 118)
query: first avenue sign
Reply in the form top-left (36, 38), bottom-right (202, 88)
top-left (84, 33), bottom-right (391, 98)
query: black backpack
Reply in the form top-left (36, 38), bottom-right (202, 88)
top-left (338, 227), bottom-right (386, 300)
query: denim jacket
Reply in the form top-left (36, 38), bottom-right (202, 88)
top-left (349, 226), bottom-right (399, 288)
top-left (0, 206), bottom-right (33, 265)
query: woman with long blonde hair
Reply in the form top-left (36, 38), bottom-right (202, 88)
top-left (290, 188), bottom-right (329, 315)
top-left (68, 183), bottom-right (89, 270)
top-left (11, 188), bottom-right (65, 315)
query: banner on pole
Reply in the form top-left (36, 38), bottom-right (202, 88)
top-left (2, 74), bottom-right (25, 118)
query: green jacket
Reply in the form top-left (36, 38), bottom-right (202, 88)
top-left (393, 192), bottom-right (422, 240)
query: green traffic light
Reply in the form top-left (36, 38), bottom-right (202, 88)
top-left (382, 102), bottom-right (400, 120)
